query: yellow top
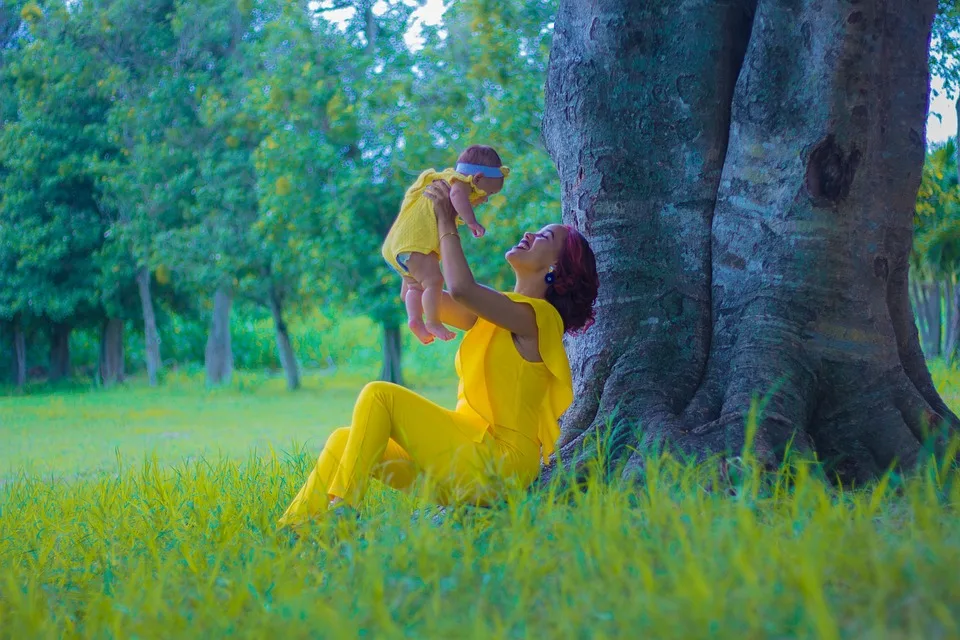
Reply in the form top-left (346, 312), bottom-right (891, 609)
top-left (453, 292), bottom-right (573, 464)
top-left (381, 167), bottom-right (494, 273)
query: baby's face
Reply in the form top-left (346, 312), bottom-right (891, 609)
top-left (474, 175), bottom-right (504, 197)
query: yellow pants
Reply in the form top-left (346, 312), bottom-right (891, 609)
top-left (278, 382), bottom-right (540, 528)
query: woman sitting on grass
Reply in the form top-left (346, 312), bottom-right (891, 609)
top-left (278, 180), bottom-right (599, 528)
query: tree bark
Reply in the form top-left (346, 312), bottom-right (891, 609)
top-left (379, 321), bottom-right (404, 386)
top-left (268, 289), bottom-right (300, 391)
top-left (98, 318), bottom-right (125, 387)
top-left (137, 266), bottom-right (161, 386)
top-left (48, 322), bottom-right (71, 382)
top-left (12, 320), bottom-right (26, 388)
top-left (543, 0), bottom-right (957, 484)
top-left (205, 285), bottom-right (234, 386)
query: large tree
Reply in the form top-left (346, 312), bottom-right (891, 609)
top-left (0, 2), bottom-right (114, 383)
top-left (544, 0), bottom-right (959, 483)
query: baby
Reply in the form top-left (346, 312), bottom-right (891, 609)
top-left (381, 145), bottom-right (509, 344)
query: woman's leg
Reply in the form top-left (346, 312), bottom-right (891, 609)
top-left (278, 381), bottom-right (491, 527)
top-left (328, 381), bottom-right (491, 503)
top-left (277, 427), bottom-right (421, 528)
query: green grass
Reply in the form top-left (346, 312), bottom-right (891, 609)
top-left (1, 365), bottom-right (959, 638)
top-left (0, 369), bottom-right (457, 479)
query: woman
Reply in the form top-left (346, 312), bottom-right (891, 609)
top-left (277, 181), bottom-right (599, 528)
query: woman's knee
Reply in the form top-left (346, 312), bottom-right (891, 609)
top-left (324, 427), bottom-right (351, 453)
top-left (357, 381), bottom-right (400, 407)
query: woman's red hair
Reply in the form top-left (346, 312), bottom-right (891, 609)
top-left (546, 225), bottom-right (599, 335)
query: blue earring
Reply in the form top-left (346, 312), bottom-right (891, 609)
top-left (545, 266), bottom-right (556, 285)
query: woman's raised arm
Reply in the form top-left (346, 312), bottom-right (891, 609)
top-left (439, 292), bottom-right (477, 331)
top-left (424, 181), bottom-right (537, 339)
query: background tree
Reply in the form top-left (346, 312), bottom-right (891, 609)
top-left (912, 140), bottom-right (960, 362)
top-left (0, 1), bottom-right (114, 383)
top-left (93, 0), bottom-right (188, 387)
top-left (0, 0), bottom-right (26, 387)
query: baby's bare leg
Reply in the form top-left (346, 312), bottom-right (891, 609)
top-left (406, 252), bottom-right (455, 341)
top-left (402, 276), bottom-right (433, 345)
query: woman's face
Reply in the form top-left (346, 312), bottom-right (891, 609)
top-left (506, 224), bottom-right (568, 273)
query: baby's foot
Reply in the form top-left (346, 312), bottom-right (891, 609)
top-left (425, 321), bottom-right (456, 341)
top-left (408, 319), bottom-right (435, 345)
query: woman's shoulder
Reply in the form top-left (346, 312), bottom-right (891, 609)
top-left (502, 292), bottom-right (563, 332)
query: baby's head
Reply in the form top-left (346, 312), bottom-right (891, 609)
top-left (456, 145), bottom-right (507, 196)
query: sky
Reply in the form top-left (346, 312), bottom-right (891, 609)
top-left (928, 76), bottom-right (956, 145)
top-left (320, 0), bottom-right (957, 145)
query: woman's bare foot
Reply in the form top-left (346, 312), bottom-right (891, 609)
top-left (408, 319), bottom-right (435, 345)
top-left (425, 321), bottom-right (456, 341)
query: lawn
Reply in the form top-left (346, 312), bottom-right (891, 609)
top-left (0, 365), bottom-right (958, 639)
top-left (0, 370), bottom-right (457, 479)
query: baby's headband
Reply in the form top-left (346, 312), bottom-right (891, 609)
top-left (456, 162), bottom-right (509, 178)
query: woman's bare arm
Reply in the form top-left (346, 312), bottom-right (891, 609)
top-left (439, 292), bottom-right (478, 331)
top-left (426, 182), bottom-right (538, 339)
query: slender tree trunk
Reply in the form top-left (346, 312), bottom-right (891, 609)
top-left (12, 320), bottom-right (26, 388)
top-left (268, 290), bottom-right (300, 391)
top-left (909, 277), bottom-right (926, 341)
top-left (137, 266), bottom-right (161, 386)
top-left (205, 285), bottom-right (234, 386)
top-left (947, 283), bottom-right (960, 365)
top-left (99, 318), bottom-right (125, 387)
top-left (910, 277), bottom-right (941, 356)
top-left (943, 279), bottom-right (955, 357)
top-left (364, 5), bottom-right (378, 54)
top-left (47, 322), bottom-right (71, 382)
top-left (926, 282), bottom-right (943, 357)
top-left (543, 0), bottom-right (956, 484)
top-left (379, 321), bottom-right (404, 385)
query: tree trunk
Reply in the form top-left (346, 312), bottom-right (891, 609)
top-left (137, 266), bottom-right (161, 387)
top-left (925, 281), bottom-right (943, 357)
top-left (205, 285), bottom-right (234, 386)
top-left (943, 279), bottom-right (956, 358)
top-left (48, 322), bottom-right (71, 382)
top-left (12, 320), bottom-right (26, 388)
top-left (947, 283), bottom-right (960, 365)
top-left (98, 318), bottom-right (125, 387)
top-left (909, 277), bottom-right (938, 356)
top-left (268, 290), bottom-right (300, 391)
top-left (379, 322), bottom-right (404, 385)
top-left (543, 0), bottom-right (957, 484)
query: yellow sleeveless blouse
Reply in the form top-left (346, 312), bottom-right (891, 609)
top-left (381, 168), bottom-right (488, 274)
top-left (452, 293), bottom-right (573, 464)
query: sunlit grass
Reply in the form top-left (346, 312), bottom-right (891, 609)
top-left (1, 366), bottom-right (959, 638)
top-left (2, 446), bottom-right (958, 638)
top-left (0, 369), bottom-right (457, 479)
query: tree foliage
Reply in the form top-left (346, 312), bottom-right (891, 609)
top-left (0, 0), bottom-right (956, 386)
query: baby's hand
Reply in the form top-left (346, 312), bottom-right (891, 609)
top-left (468, 222), bottom-right (486, 238)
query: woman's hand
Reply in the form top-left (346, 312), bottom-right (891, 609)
top-left (424, 180), bottom-right (459, 234)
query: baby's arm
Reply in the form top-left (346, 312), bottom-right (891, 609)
top-left (449, 181), bottom-right (485, 238)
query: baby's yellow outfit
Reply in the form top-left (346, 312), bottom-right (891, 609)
top-left (381, 168), bottom-right (489, 274)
